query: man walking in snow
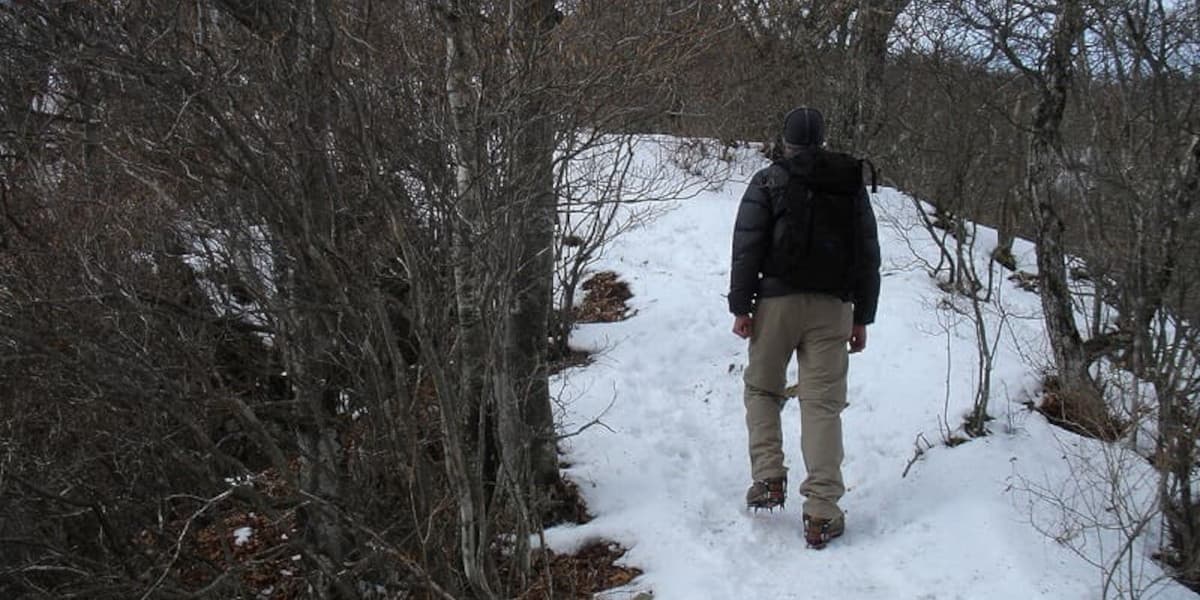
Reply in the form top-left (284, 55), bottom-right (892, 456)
top-left (728, 107), bottom-right (881, 549)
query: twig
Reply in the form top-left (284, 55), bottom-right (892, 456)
top-left (902, 433), bottom-right (933, 479)
top-left (556, 398), bottom-right (617, 440)
top-left (139, 488), bottom-right (236, 600)
top-left (296, 490), bottom-right (460, 600)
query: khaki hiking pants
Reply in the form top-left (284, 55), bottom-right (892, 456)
top-left (744, 293), bottom-right (852, 520)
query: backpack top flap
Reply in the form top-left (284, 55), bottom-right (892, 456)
top-left (780, 149), bottom-right (864, 196)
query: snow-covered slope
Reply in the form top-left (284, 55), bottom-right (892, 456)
top-left (545, 139), bottom-right (1193, 600)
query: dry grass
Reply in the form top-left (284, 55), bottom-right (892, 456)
top-left (576, 271), bottom-right (633, 323)
top-left (520, 542), bottom-right (643, 600)
top-left (520, 475), bottom-right (644, 599)
top-left (1034, 376), bottom-right (1127, 442)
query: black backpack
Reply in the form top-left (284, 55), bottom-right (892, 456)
top-left (773, 150), bottom-right (875, 294)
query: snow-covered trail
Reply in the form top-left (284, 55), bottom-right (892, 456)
top-left (545, 145), bottom-right (1193, 600)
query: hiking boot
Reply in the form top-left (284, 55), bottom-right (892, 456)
top-left (745, 478), bottom-right (786, 511)
top-left (803, 514), bottom-right (845, 549)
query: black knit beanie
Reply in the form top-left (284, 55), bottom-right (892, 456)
top-left (782, 107), bottom-right (825, 147)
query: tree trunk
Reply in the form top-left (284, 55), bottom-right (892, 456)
top-left (440, 2), bottom-right (497, 597)
top-left (841, 0), bottom-right (909, 152)
top-left (493, 0), bottom-right (562, 585)
top-left (993, 97), bottom-right (1024, 271)
top-left (278, 1), bottom-right (358, 595)
top-left (506, 0), bottom-right (560, 491)
top-left (992, 187), bottom-right (1018, 271)
top-left (1154, 137), bottom-right (1200, 583)
top-left (1025, 0), bottom-right (1105, 425)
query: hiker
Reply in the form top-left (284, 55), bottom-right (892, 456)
top-left (728, 107), bottom-right (881, 549)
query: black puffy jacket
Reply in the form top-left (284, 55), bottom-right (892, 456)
top-left (728, 151), bottom-right (881, 325)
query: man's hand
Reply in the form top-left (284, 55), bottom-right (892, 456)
top-left (849, 324), bottom-right (868, 353)
top-left (732, 314), bottom-right (754, 339)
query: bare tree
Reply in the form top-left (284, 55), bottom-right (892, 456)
top-left (722, 0), bottom-right (910, 152)
top-left (841, 0), bottom-right (913, 153)
top-left (937, 0), bottom-right (1108, 432)
top-left (1068, 0), bottom-right (1200, 584)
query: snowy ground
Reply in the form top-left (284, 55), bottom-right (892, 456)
top-left (544, 139), bottom-right (1194, 599)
